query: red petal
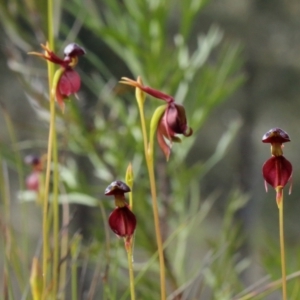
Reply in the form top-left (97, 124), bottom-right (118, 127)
top-left (55, 87), bottom-right (65, 111)
top-left (58, 69), bottom-right (81, 97)
top-left (157, 118), bottom-right (171, 160)
top-left (108, 206), bottom-right (136, 237)
top-left (262, 156), bottom-right (292, 189)
top-left (26, 172), bottom-right (39, 191)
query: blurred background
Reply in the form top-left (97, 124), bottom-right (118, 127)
top-left (1, 0), bottom-right (300, 299)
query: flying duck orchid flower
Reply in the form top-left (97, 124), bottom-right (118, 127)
top-left (29, 43), bottom-right (85, 111)
top-left (120, 77), bottom-right (193, 160)
top-left (262, 128), bottom-right (292, 205)
top-left (105, 180), bottom-right (136, 238)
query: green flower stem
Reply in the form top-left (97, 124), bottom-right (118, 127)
top-left (135, 80), bottom-right (166, 300)
top-left (52, 111), bottom-right (60, 299)
top-left (126, 239), bottom-right (136, 300)
top-left (125, 166), bottom-right (136, 300)
top-left (59, 201), bottom-right (70, 300)
top-left (71, 255), bottom-right (78, 300)
top-left (98, 202), bottom-right (112, 299)
top-left (277, 188), bottom-right (287, 300)
top-left (42, 71), bottom-right (54, 296)
top-left (42, 0), bottom-right (60, 297)
top-left (71, 234), bottom-right (81, 300)
top-left (126, 163), bottom-right (134, 208)
top-left (147, 127), bottom-right (166, 300)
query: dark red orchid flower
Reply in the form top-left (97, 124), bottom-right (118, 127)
top-left (25, 155), bottom-right (44, 191)
top-left (262, 128), bottom-right (292, 193)
top-left (120, 77), bottom-right (193, 159)
top-left (29, 43), bottom-right (85, 110)
top-left (108, 206), bottom-right (137, 238)
top-left (158, 102), bottom-right (193, 159)
top-left (105, 180), bottom-right (136, 238)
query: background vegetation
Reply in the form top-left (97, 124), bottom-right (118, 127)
top-left (0, 0), bottom-right (300, 299)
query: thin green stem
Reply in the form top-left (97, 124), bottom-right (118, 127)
top-left (71, 259), bottom-right (78, 300)
top-left (47, 0), bottom-right (54, 49)
top-left (42, 0), bottom-right (57, 296)
top-left (126, 241), bottom-right (136, 300)
top-left (137, 99), bottom-right (149, 151)
top-left (52, 115), bottom-right (60, 298)
top-left (135, 81), bottom-right (166, 299)
top-left (126, 163), bottom-right (134, 208)
top-left (98, 202), bottom-right (112, 299)
top-left (277, 190), bottom-right (287, 300)
top-left (41, 99), bottom-right (55, 296)
top-left (59, 200), bottom-right (69, 300)
top-left (71, 234), bottom-right (81, 300)
top-left (233, 271), bottom-right (300, 300)
top-left (146, 139), bottom-right (166, 300)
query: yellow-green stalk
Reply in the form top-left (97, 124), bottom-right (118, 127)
top-left (277, 188), bottom-right (287, 300)
top-left (135, 77), bottom-right (166, 300)
top-left (125, 163), bottom-right (136, 300)
top-left (42, 0), bottom-right (60, 296)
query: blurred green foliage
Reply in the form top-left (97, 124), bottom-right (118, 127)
top-left (2, 0), bottom-right (289, 299)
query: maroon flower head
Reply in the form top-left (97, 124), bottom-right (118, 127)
top-left (158, 103), bottom-right (193, 159)
top-left (119, 77), bottom-right (193, 159)
top-left (29, 43), bottom-right (85, 111)
top-left (108, 206), bottom-right (137, 238)
top-left (262, 128), bottom-right (292, 194)
top-left (262, 128), bottom-right (291, 157)
top-left (105, 180), bottom-right (136, 238)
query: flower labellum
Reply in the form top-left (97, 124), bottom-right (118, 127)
top-left (262, 156), bottom-right (292, 190)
